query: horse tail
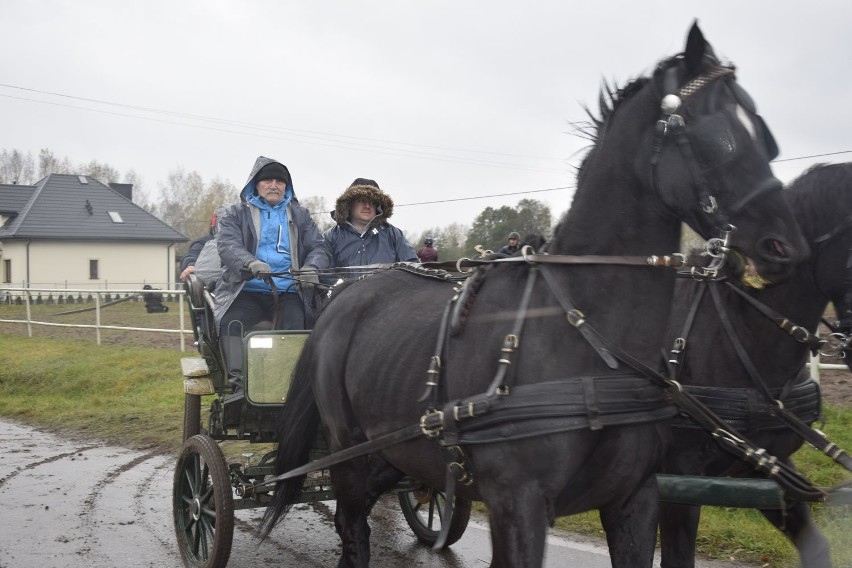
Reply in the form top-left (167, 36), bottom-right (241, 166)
top-left (258, 338), bottom-right (321, 541)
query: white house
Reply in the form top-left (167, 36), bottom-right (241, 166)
top-left (0, 174), bottom-right (187, 291)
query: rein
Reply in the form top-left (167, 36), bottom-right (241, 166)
top-left (668, 277), bottom-right (852, 475)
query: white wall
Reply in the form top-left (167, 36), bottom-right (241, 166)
top-left (0, 240), bottom-right (178, 290)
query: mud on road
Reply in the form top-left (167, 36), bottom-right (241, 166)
top-left (0, 419), bottom-right (760, 568)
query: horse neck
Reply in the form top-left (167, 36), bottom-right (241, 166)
top-left (552, 86), bottom-right (678, 258)
top-left (539, 88), bottom-right (682, 370)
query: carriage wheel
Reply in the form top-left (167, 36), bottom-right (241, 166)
top-left (398, 484), bottom-right (471, 547)
top-left (183, 393), bottom-right (202, 441)
top-left (173, 434), bottom-right (234, 568)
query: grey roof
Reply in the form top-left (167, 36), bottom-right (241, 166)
top-left (0, 174), bottom-right (187, 242)
top-left (0, 184), bottom-right (36, 215)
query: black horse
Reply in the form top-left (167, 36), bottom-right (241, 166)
top-left (261, 24), bottom-right (808, 567)
top-left (660, 162), bottom-right (852, 568)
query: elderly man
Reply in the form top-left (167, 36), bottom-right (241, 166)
top-left (214, 156), bottom-right (329, 394)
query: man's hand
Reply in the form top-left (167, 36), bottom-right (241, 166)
top-left (179, 265), bottom-right (196, 281)
top-left (246, 259), bottom-right (271, 277)
top-left (300, 266), bottom-right (320, 286)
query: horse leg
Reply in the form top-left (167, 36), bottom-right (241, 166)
top-left (331, 454), bottom-right (404, 568)
top-left (760, 500), bottom-right (831, 568)
top-left (599, 474), bottom-right (659, 568)
top-left (481, 483), bottom-right (549, 568)
top-left (658, 502), bottom-right (701, 568)
top-left (331, 456), bottom-right (372, 568)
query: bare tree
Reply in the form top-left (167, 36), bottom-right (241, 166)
top-left (300, 195), bottom-right (334, 233)
top-left (0, 149), bottom-right (35, 184)
top-left (80, 159), bottom-right (120, 185)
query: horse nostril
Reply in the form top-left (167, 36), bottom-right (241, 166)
top-left (760, 237), bottom-right (790, 260)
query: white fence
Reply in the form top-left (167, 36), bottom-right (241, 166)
top-left (0, 287), bottom-right (191, 352)
top-left (1, 286), bottom-right (849, 376)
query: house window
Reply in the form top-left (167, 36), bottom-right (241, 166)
top-left (108, 211), bottom-right (124, 223)
top-left (89, 259), bottom-right (99, 280)
top-left (3, 259), bottom-right (10, 283)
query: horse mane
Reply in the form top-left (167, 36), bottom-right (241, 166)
top-left (783, 162), bottom-right (852, 241)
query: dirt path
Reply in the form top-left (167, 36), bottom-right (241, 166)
top-left (0, 419), bottom-right (759, 568)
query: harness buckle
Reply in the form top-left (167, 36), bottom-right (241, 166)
top-left (566, 309), bottom-right (586, 328)
top-left (420, 409), bottom-right (445, 439)
top-left (788, 325), bottom-right (811, 344)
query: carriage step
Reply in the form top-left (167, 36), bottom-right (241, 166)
top-left (184, 377), bottom-right (216, 395)
top-left (657, 475), bottom-right (789, 509)
top-left (657, 475), bottom-right (852, 508)
top-left (182, 358), bottom-right (215, 395)
top-left (181, 357), bottom-right (210, 377)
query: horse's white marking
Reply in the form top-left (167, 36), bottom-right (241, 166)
top-left (736, 104), bottom-right (758, 141)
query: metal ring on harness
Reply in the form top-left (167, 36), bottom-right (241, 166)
top-left (456, 257), bottom-right (474, 273)
top-left (819, 332), bottom-right (850, 357)
top-left (788, 325), bottom-right (811, 344)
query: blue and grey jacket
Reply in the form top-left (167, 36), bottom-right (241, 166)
top-left (214, 156), bottom-right (330, 325)
top-left (322, 182), bottom-right (418, 280)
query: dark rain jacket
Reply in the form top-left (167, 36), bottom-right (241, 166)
top-left (214, 156), bottom-right (330, 325)
top-left (322, 183), bottom-right (418, 279)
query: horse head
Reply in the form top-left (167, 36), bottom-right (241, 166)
top-left (647, 23), bottom-right (809, 286)
top-left (783, 162), bottom-right (852, 369)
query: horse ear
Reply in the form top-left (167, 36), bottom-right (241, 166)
top-left (684, 21), bottom-right (707, 76)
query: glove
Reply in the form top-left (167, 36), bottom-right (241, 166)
top-left (300, 266), bottom-right (320, 286)
top-left (246, 259), bottom-right (271, 278)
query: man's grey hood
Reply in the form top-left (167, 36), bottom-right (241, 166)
top-left (240, 156), bottom-right (295, 202)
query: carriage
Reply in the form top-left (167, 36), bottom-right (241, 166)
top-left (172, 273), bottom-right (471, 568)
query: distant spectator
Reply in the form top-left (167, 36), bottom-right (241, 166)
top-left (498, 231), bottom-right (521, 255)
top-left (417, 237), bottom-right (438, 263)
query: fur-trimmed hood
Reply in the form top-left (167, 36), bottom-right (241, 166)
top-left (332, 184), bottom-right (394, 228)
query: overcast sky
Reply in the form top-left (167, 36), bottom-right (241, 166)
top-left (3, 1), bottom-right (851, 238)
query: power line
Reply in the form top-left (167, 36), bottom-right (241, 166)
top-left (0, 84), bottom-right (567, 174)
top-left (396, 186), bottom-right (572, 207)
top-left (773, 150), bottom-right (852, 163)
top-left (0, 82), bottom-right (560, 161)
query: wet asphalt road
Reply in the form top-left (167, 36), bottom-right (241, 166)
top-left (0, 419), bottom-right (753, 568)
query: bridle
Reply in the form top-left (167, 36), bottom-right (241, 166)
top-left (650, 63), bottom-right (782, 238)
top-left (814, 213), bottom-right (852, 341)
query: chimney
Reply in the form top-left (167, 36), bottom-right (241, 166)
top-left (109, 183), bottom-right (133, 201)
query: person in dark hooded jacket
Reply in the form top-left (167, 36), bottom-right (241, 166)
top-left (322, 178), bottom-right (418, 280)
top-left (215, 156), bottom-right (330, 394)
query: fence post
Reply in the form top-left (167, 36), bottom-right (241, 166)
top-left (24, 288), bottom-right (32, 337)
top-left (809, 353), bottom-right (820, 384)
top-left (178, 291), bottom-right (186, 352)
top-left (95, 292), bottom-right (102, 346)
